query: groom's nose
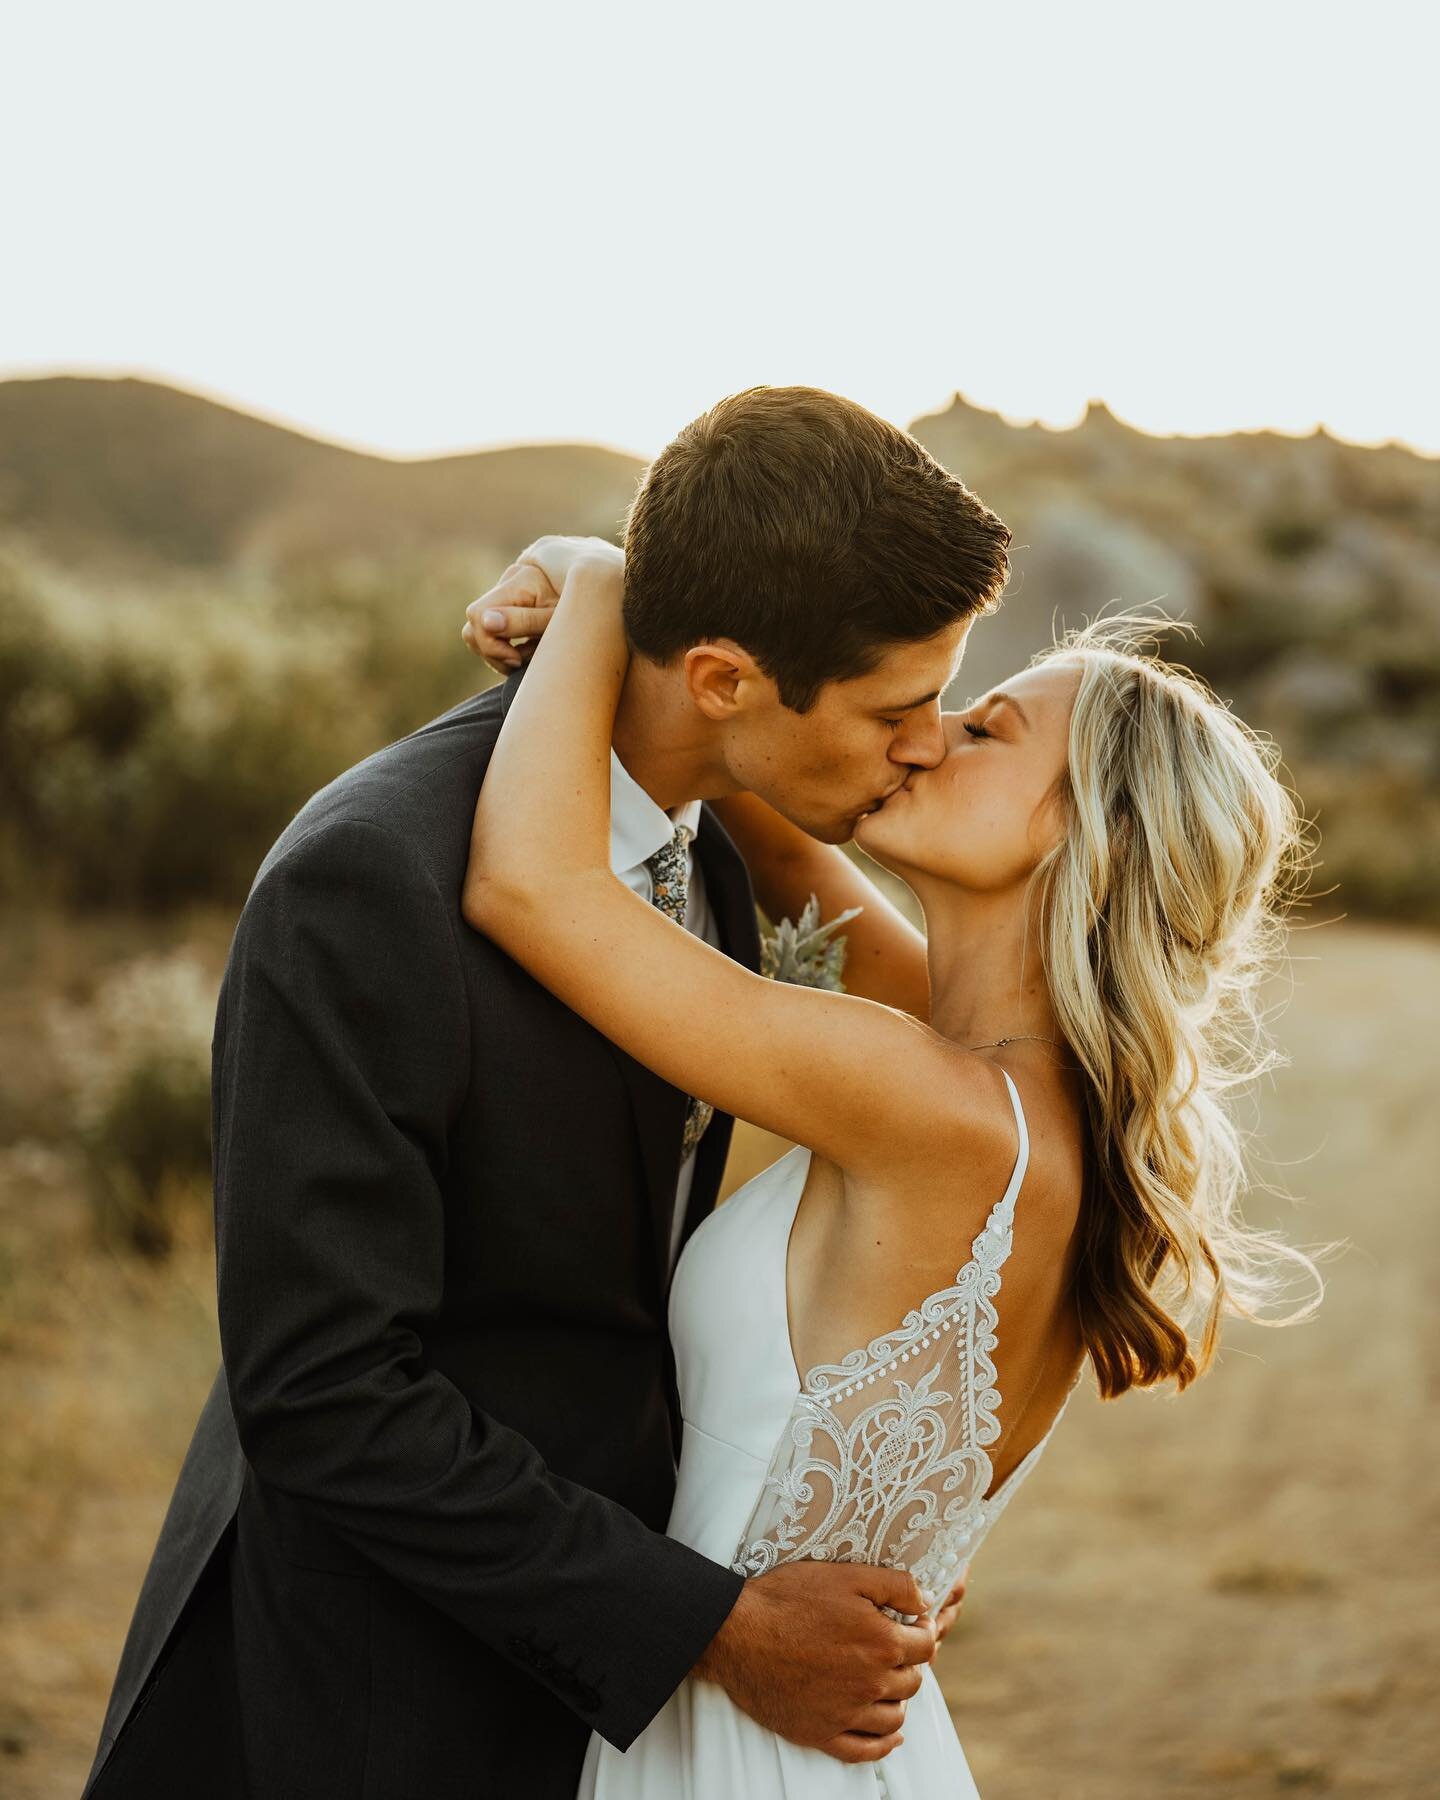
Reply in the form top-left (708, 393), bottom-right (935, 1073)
top-left (891, 705), bottom-right (947, 770)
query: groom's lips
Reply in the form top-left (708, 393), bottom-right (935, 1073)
top-left (860, 782), bottom-right (907, 817)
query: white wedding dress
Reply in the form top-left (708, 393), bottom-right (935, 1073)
top-left (577, 1069), bottom-right (1080, 1798)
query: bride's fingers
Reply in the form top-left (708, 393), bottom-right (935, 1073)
top-left (465, 579), bottom-right (547, 631)
top-left (477, 603), bottom-right (556, 642)
top-left (463, 576), bottom-right (556, 672)
top-left (466, 561), bottom-right (553, 616)
top-left (460, 617), bottom-right (519, 673)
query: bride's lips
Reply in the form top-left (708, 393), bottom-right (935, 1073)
top-left (859, 779), bottom-right (910, 818)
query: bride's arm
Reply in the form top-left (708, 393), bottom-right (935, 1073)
top-left (707, 793), bottom-right (930, 1019)
top-left (463, 561), bottom-right (1008, 1184)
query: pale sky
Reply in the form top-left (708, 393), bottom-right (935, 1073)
top-left (5, 0), bottom-right (1435, 460)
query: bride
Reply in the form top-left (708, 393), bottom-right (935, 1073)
top-left (460, 549), bottom-right (1320, 1796)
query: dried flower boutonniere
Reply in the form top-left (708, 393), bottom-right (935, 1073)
top-left (758, 895), bottom-right (863, 992)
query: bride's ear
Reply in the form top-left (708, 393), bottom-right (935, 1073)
top-left (683, 639), bottom-right (767, 721)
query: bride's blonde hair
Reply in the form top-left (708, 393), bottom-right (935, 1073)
top-left (1030, 613), bottom-right (1327, 1399)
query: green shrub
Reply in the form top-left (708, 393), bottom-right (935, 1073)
top-left (51, 951), bottom-right (217, 1257)
top-left (0, 549), bottom-right (502, 908)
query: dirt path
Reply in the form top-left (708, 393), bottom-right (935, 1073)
top-left (927, 922), bottom-right (1440, 1797)
top-left (1, 921), bottom-right (1435, 1797)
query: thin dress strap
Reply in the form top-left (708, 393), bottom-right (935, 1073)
top-left (993, 1067), bottom-right (1030, 1222)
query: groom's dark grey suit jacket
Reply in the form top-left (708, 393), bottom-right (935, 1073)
top-left (83, 674), bottom-right (758, 1799)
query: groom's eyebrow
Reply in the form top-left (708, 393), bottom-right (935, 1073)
top-left (877, 687), bottom-right (943, 714)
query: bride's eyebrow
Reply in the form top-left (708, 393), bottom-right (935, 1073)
top-left (992, 692), bottom-right (1030, 726)
top-left (977, 691), bottom-right (1030, 728)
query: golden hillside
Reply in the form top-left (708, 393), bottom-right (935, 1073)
top-left (0, 375), bottom-right (645, 579)
top-left (1, 375), bottom-right (1437, 920)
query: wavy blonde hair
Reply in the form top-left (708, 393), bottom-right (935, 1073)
top-left (1029, 614), bottom-right (1328, 1399)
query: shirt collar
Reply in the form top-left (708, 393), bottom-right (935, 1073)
top-left (609, 749), bottom-right (704, 878)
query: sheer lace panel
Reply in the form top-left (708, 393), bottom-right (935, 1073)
top-left (731, 1070), bottom-right (1072, 1612)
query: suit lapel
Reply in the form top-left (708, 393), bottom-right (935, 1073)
top-left (694, 802), bottom-right (762, 977)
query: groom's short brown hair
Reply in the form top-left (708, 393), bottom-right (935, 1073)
top-left (622, 385), bottom-right (1011, 711)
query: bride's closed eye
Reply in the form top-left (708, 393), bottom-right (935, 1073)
top-left (962, 721), bottom-right (991, 740)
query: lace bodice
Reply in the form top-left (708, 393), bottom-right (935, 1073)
top-left (728, 1069), bottom-right (1078, 1614)
top-left (582, 1068), bottom-right (1073, 1797)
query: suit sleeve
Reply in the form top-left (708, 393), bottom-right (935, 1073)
top-left (212, 815), bottom-right (742, 1750)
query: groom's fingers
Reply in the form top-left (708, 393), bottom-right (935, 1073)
top-left (933, 1567), bottom-right (969, 1643)
top-left (846, 1701), bottom-right (909, 1737)
top-left (824, 1728), bottom-right (905, 1764)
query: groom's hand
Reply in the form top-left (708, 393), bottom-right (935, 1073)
top-left (933, 1564), bottom-right (970, 1643)
top-left (692, 1561), bottom-right (937, 1764)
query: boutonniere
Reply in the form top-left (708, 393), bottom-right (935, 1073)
top-left (759, 895), bottom-right (863, 992)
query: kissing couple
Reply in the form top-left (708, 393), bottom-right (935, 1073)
top-left (85, 385), bottom-right (1317, 1798)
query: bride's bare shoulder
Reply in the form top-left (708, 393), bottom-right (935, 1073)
top-left (867, 1048), bottom-right (1087, 1247)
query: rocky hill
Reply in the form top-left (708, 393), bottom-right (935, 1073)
top-left (906, 395), bottom-right (1440, 922)
top-left (2, 375), bottom-right (1437, 921)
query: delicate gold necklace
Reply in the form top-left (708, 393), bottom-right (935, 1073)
top-left (963, 1033), bottom-right (1061, 1051)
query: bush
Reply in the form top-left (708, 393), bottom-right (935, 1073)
top-left (1257, 511), bottom-right (1328, 561)
top-left (50, 950), bottom-right (218, 1257)
top-left (0, 549), bottom-right (503, 908)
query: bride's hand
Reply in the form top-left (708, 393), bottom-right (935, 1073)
top-left (462, 535), bottom-right (623, 675)
top-left (462, 560), bottom-right (558, 674)
top-left (518, 532), bottom-right (623, 594)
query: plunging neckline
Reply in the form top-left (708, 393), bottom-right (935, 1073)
top-left (772, 1125), bottom-right (1078, 1512)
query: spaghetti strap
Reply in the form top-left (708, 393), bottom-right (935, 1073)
top-left (995, 1067), bottom-right (1029, 1217)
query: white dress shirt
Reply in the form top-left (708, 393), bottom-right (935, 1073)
top-left (608, 750), bottom-right (719, 1275)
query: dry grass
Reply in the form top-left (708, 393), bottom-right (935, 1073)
top-left (1, 916), bottom-right (1436, 1797)
top-left (929, 920), bottom-right (1440, 1798)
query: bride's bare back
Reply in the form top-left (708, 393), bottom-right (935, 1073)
top-left (735, 1066), bottom-right (1087, 1612)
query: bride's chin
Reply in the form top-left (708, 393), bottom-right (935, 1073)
top-left (853, 808), bottom-right (899, 861)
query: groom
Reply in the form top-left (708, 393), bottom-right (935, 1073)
top-left (84, 386), bottom-right (1012, 1799)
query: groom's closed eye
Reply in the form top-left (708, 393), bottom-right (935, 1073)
top-left (874, 688), bottom-right (944, 728)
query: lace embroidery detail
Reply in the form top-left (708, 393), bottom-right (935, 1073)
top-left (730, 1071), bottom-right (1077, 1609)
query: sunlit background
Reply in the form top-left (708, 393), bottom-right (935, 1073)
top-left (5, 0), bottom-right (1437, 459)
top-left (3, 5), bottom-right (1438, 1798)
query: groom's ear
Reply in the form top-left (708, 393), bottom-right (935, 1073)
top-left (683, 639), bottom-right (770, 722)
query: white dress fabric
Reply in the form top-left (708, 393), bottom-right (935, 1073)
top-left (577, 1070), bottom-right (1080, 1799)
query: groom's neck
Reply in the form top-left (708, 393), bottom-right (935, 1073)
top-left (611, 655), bottom-right (739, 812)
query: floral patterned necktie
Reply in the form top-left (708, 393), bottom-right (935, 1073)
top-left (644, 824), bottom-right (714, 1162)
